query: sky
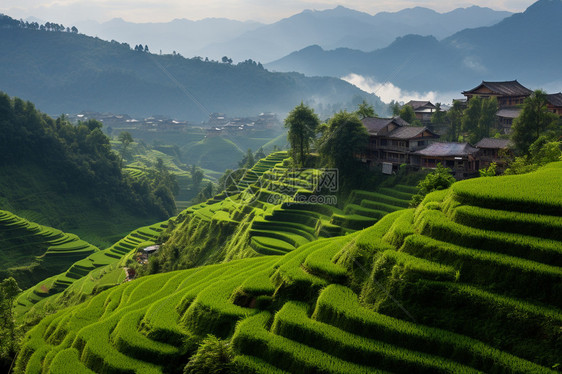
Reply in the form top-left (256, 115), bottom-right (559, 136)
top-left (1, 0), bottom-right (537, 25)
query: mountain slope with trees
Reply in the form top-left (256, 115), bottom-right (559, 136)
top-left (0, 14), bottom-right (383, 122)
top-left (0, 92), bottom-right (176, 247)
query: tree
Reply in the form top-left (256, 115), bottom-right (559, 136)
top-left (480, 97), bottom-right (499, 140)
top-left (191, 166), bottom-right (204, 189)
top-left (505, 138), bottom-right (562, 175)
top-left (238, 148), bottom-right (255, 169)
top-left (446, 100), bottom-right (464, 141)
top-left (399, 105), bottom-right (416, 123)
top-left (389, 101), bottom-right (401, 116)
top-left (356, 99), bottom-right (376, 119)
top-left (118, 131), bottom-right (133, 149)
top-left (462, 96), bottom-right (498, 144)
top-left (144, 45), bottom-right (149, 53)
top-left (221, 56), bottom-right (233, 64)
top-left (284, 103), bottom-right (320, 167)
top-left (254, 147), bottom-right (266, 161)
top-left (0, 277), bottom-right (21, 368)
top-left (410, 163), bottom-right (456, 207)
top-left (479, 162), bottom-right (497, 177)
top-left (511, 90), bottom-right (559, 154)
top-left (430, 103), bottom-right (447, 125)
top-left (194, 181), bottom-right (214, 203)
top-left (71, 26), bottom-right (78, 33)
top-left (318, 111), bottom-right (368, 178)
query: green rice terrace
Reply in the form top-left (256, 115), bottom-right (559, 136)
top-left (154, 151), bottom-right (416, 268)
top-left (10, 159), bottom-right (562, 373)
top-left (0, 210), bottom-right (98, 290)
top-left (13, 220), bottom-right (167, 324)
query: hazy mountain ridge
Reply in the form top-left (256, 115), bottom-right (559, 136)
top-left (75, 17), bottom-right (263, 57)
top-left (266, 0), bottom-right (562, 93)
top-left (58, 5), bottom-right (511, 64)
top-left (196, 5), bottom-right (511, 63)
top-left (0, 17), bottom-right (383, 122)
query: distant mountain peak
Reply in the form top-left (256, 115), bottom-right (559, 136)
top-left (525, 0), bottom-right (562, 13)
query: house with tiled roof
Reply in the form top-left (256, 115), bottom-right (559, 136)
top-left (462, 80), bottom-right (533, 108)
top-left (361, 117), bottom-right (440, 170)
top-left (405, 100), bottom-right (438, 124)
top-left (546, 93), bottom-right (562, 116)
top-left (475, 138), bottom-right (513, 172)
top-left (411, 142), bottom-right (480, 179)
top-left (463, 80), bottom-right (533, 132)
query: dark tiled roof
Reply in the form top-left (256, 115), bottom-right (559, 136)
top-left (361, 117), bottom-right (410, 135)
top-left (475, 138), bottom-right (512, 149)
top-left (496, 108), bottom-right (521, 119)
top-left (405, 100), bottom-right (435, 110)
top-left (414, 142), bottom-right (479, 157)
top-left (547, 93), bottom-right (562, 107)
top-left (387, 126), bottom-right (438, 139)
top-left (463, 80), bottom-right (533, 96)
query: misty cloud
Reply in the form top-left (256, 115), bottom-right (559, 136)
top-left (342, 73), bottom-right (459, 105)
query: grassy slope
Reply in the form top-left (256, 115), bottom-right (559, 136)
top-left (15, 162), bottom-right (562, 373)
top-left (0, 210), bottom-right (99, 290)
top-left (154, 151), bottom-right (416, 272)
top-left (0, 163), bottom-right (158, 249)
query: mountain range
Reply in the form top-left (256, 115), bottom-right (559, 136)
top-left (74, 17), bottom-right (263, 58)
top-left (69, 6), bottom-right (511, 64)
top-left (266, 0), bottom-right (562, 94)
top-left (0, 15), bottom-right (382, 122)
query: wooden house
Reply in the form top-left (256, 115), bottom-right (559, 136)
top-left (462, 80), bottom-right (532, 108)
top-left (546, 93), bottom-right (562, 116)
top-left (405, 100), bottom-right (438, 124)
top-left (411, 142), bottom-right (480, 179)
top-left (495, 108), bottom-right (521, 134)
top-left (361, 117), bottom-right (440, 169)
top-left (475, 138), bottom-right (512, 172)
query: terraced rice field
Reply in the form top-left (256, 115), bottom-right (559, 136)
top-left (0, 210), bottom-right (99, 288)
top-left (15, 162), bottom-right (562, 373)
top-left (180, 151), bottom-right (416, 258)
top-left (14, 221), bottom-right (168, 319)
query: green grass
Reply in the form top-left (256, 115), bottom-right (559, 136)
top-left (415, 208), bottom-right (562, 266)
top-left (13, 161), bottom-right (562, 374)
top-left (451, 163), bottom-right (562, 215)
top-left (272, 301), bottom-right (478, 374)
top-left (313, 285), bottom-right (551, 374)
top-left (450, 204), bottom-right (562, 241)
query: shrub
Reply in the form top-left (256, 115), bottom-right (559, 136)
top-left (184, 335), bottom-right (234, 374)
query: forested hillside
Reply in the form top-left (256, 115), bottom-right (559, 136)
top-left (0, 92), bottom-right (176, 247)
top-left (0, 14), bottom-right (383, 122)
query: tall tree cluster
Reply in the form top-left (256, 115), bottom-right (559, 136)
top-left (284, 103), bottom-right (369, 181)
top-left (461, 96), bottom-right (498, 144)
top-left (284, 102), bottom-right (320, 167)
top-left (511, 90), bottom-right (560, 154)
top-left (0, 92), bottom-right (177, 218)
